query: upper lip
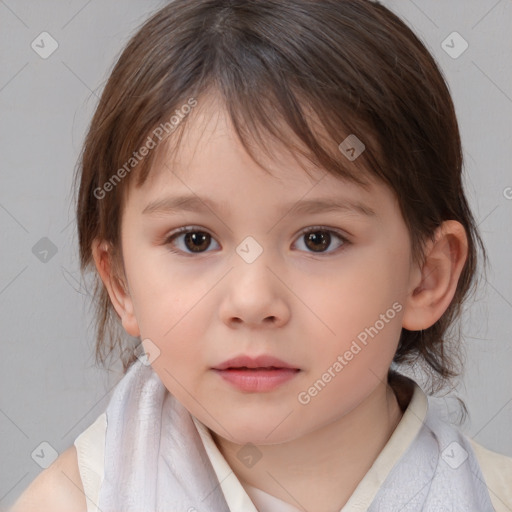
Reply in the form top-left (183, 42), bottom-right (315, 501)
top-left (212, 355), bottom-right (299, 370)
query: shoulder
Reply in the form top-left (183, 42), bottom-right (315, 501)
top-left (9, 445), bottom-right (87, 512)
top-left (469, 438), bottom-right (512, 512)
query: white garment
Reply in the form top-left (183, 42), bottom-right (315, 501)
top-left (74, 359), bottom-right (512, 511)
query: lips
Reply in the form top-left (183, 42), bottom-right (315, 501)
top-left (212, 354), bottom-right (299, 371)
top-left (212, 355), bottom-right (301, 392)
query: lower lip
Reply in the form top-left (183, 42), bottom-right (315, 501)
top-left (212, 368), bottom-right (300, 392)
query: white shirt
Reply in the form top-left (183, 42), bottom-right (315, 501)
top-left (74, 382), bottom-right (512, 512)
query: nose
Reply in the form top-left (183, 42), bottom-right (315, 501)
top-left (218, 253), bottom-right (291, 329)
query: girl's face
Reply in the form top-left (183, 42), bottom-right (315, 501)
top-left (116, 102), bottom-right (418, 444)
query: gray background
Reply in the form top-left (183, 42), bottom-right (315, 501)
top-left (1, 0), bottom-right (511, 508)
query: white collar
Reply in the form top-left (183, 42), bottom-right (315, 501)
top-left (191, 381), bottom-right (428, 512)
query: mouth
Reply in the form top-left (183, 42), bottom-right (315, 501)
top-left (212, 366), bottom-right (301, 392)
top-left (212, 354), bottom-right (300, 371)
top-left (211, 354), bottom-right (301, 391)
top-left (222, 366), bottom-right (298, 371)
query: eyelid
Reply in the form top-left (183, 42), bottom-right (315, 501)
top-left (163, 225), bottom-right (351, 241)
top-left (295, 225), bottom-right (350, 241)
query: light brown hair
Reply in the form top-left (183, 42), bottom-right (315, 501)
top-left (75, 0), bottom-right (487, 395)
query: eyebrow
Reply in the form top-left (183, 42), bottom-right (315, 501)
top-left (142, 194), bottom-right (376, 218)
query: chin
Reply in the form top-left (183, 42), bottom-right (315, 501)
top-left (217, 416), bottom-right (304, 446)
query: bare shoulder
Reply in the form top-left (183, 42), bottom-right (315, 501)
top-left (9, 445), bottom-right (87, 512)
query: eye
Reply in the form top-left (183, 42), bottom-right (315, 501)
top-left (293, 227), bottom-right (349, 254)
top-left (164, 226), bottom-right (220, 255)
top-left (164, 225), bottom-right (350, 256)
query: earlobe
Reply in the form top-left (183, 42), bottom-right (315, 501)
top-left (91, 238), bottom-right (140, 338)
top-left (402, 220), bottom-right (468, 331)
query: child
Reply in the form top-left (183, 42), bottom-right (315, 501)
top-left (11, 0), bottom-right (512, 511)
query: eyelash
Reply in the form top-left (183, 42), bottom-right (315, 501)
top-left (163, 225), bottom-right (351, 256)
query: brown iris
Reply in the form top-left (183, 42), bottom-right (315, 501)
top-left (184, 231), bottom-right (211, 252)
top-left (304, 231), bottom-right (331, 252)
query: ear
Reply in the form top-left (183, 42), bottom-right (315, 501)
top-left (91, 238), bottom-right (140, 338)
top-left (402, 220), bottom-right (468, 331)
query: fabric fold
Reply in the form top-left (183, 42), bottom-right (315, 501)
top-left (97, 358), bottom-right (495, 512)
top-left (97, 359), bottom-right (230, 512)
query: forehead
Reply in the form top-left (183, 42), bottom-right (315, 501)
top-left (134, 98), bottom-right (382, 205)
top-left (144, 100), bottom-right (375, 189)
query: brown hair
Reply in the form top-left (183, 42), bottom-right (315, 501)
top-left (75, 0), bottom-right (487, 396)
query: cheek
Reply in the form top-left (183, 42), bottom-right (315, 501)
top-left (136, 294), bottom-right (210, 362)
top-left (125, 256), bottom-right (217, 370)
top-left (299, 254), bottom-right (405, 341)
top-left (293, 250), bottom-right (407, 392)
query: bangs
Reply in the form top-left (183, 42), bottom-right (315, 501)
top-left (119, 0), bottom-right (402, 194)
top-left (133, 83), bottom-right (378, 195)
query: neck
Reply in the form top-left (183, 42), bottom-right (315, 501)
top-left (210, 380), bottom-right (405, 512)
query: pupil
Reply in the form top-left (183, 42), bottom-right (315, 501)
top-left (306, 231), bottom-right (330, 252)
top-left (185, 232), bottom-right (210, 252)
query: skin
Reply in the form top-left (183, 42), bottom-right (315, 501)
top-left (90, 98), bottom-right (468, 511)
